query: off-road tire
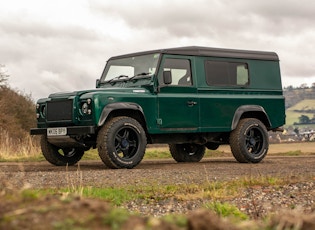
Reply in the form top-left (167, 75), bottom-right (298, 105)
top-left (230, 118), bottom-right (269, 163)
top-left (97, 116), bottom-right (147, 169)
top-left (169, 143), bottom-right (205, 162)
top-left (40, 135), bottom-right (84, 166)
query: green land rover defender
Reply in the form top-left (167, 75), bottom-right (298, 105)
top-left (30, 46), bottom-right (285, 169)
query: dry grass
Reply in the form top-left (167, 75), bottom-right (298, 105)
top-left (0, 131), bottom-right (41, 161)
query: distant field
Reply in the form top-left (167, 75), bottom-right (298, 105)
top-left (285, 99), bottom-right (315, 127)
top-left (217, 142), bottom-right (315, 155)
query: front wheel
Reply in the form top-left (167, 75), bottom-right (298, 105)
top-left (97, 116), bottom-right (147, 169)
top-left (40, 136), bottom-right (84, 166)
top-left (229, 118), bottom-right (269, 163)
top-left (169, 143), bottom-right (205, 162)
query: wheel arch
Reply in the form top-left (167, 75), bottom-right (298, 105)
top-left (97, 102), bottom-right (149, 137)
top-left (231, 105), bottom-right (271, 130)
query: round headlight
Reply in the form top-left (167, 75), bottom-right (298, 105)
top-left (81, 102), bottom-right (88, 114)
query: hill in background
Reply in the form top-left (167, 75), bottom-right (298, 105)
top-left (284, 87), bottom-right (315, 128)
top-left (284, 87), bottom-right (315, 108)
top-left (286, 99), bottom-right (315, 126)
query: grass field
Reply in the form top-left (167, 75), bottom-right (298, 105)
top-left (285, 99), bottom-right (315, 127)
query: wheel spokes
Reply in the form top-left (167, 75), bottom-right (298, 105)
top-left (62, 148), bottom-right (76, 157)
top-left (121, 148), bottom-right (130, 157)
top-left (114, 128), bottom-right (138, 159)
top-left (245, 128), bottom-right (263, 154)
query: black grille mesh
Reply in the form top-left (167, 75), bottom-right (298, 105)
top-left (46, 100), bottom-right (73, 121)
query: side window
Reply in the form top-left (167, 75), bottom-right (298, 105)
top-left (236, 64), bottom-right (249, 85)
top-left (205, 61), bottom-right (249, 86)
top-left (160, 59), bottom-right (192, 86)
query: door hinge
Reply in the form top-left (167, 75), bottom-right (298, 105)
top-left (156, 118), bottom-right (163, 125)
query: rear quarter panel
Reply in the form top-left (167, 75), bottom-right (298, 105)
top-left (195, 57), bottom-right (285, 132)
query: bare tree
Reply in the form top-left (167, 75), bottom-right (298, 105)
top-left (0, 64), bottom-right (9, 86)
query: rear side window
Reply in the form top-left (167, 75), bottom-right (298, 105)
top-left (205, 60), bottom-right (249, 86)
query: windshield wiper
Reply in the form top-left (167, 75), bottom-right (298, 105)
top-left (105, 75), bottom-right (129, 84)
top-left (129, 72), bottom-right (151, 81)
top-left (103, 73), bottom-right (151, 85)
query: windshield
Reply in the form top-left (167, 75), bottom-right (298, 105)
top-left (100, 53), bottom-right (160, 83)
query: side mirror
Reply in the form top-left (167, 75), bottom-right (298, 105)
top-left (163, 71), bottom-right (172, 85)
top-left (96, 79), bottom-right (100, 88)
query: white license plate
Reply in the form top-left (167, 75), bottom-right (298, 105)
top-left (47, 127), bottom-right (67, 136)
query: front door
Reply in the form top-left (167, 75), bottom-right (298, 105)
top-left (157, 57), bottom-right (199, 131)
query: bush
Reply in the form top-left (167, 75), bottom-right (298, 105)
top-left (0, 86), bottom-right (39, 157)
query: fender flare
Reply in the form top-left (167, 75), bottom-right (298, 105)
top-left (97, 102), bottom-right (145, 127)
top-left (231, 105), bottom-right (271, 130)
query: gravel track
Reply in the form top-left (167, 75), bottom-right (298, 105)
top-left (1, 155), bottom-right (315, 218)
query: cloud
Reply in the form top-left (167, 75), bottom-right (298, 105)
top-left (90, 0), bottom-right (315, 80)
top-left (90, 0), bottom-right (315, 38)
top-left (1, 0), bottom-right (315, 100)
top-left (0, 14), bottom-right (110, 99)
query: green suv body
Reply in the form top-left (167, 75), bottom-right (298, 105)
top-left (30, 46), bottom-right (285, 168)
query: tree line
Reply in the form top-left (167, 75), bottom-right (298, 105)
top-left (284, 83), bottom-right (315, 90)
top-left (294, 114), bottom-right (315, 125)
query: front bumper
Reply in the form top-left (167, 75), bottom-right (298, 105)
top-left (30, 126), bottom-right (96, 136)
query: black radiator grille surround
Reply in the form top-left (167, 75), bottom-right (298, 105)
top-left (46, 100), bottom-right (73, 121)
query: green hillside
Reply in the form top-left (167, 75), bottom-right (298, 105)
top-left (285, 99), bottom-right (315, 127)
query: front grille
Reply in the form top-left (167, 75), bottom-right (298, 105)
top-left (46, 100), bottom-right (73, 121)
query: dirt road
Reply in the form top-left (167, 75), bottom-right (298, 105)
top-left (1, 155), bottom-right (315, 189)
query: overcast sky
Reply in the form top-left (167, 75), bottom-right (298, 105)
top-left (1, 0), bottom-right (315, 100)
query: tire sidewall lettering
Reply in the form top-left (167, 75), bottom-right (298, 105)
top-left (253, 148), bottom-right (267, 159)
top-left (243, 123), bottom-right (259, 136)
top-left (112, 151), bottom-right (134, 165)
top-left (230, 118), bottom-right (269, 163)
top-left (124, 122), bottom-right (141, 134)
top-left (97, 116), bottom-right (146, 169)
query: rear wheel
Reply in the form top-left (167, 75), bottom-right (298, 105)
top-left (97, 116), bottom-right (147, 169)
top-left (169, 143), bottom-right (205, 162)
top-left (40, 136), bottom-right (84, 166)
top-left (229, 118), bottom-right (268, 163)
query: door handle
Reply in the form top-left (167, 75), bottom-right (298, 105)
top-left (187, 101), bottom-right (197, 106)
